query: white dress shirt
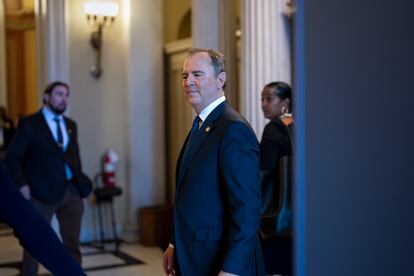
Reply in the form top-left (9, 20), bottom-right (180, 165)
top-left (42, 107), bottom-right (72, 180)
top-left (198, 96), bottom-right (226, 128)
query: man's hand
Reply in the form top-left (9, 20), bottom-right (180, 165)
top-left (162, 244), bottom-right (175, 276)
top-left (20, 185), bottom-right (31, 200)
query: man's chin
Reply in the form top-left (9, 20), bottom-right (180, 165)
top-left (50, 107), bottom-right (66, 115)
top-left (186, 96), bottom-right (199, 105)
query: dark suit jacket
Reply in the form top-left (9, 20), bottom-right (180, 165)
top-left (173, 102), bottom-right (265, 276)
top-left (1, 117), bottom-right (15, 149)
top-left (4, 110), bottom-right (92, 204)
top-left (0, 163), bottom-right (85, 275)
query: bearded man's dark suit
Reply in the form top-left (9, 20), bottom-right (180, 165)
top-left (4, 110), bottom-right (92, 274)
top-left (5, 110), bottom-right (91, 203)
top-left (173, 101), bottom-right (265, 276)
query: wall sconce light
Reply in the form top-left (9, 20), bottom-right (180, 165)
top-left (84, 1), bottom-right (119, 79)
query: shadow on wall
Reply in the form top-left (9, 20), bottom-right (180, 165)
top-left (177, 9), bottom-right (191, 40)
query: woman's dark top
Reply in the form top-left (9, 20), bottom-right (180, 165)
top-left (260, 118), bottom-right (292, 213)
top-left (259, 118), bottom-right (293, 275)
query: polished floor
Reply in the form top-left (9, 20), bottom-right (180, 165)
top-left (0, 229), bottom-right (165, 276)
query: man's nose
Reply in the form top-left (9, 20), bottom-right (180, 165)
top-left (185, 75), bottom-right (195, 86)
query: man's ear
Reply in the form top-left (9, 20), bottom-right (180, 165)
top-left (217, 71), bottom-right (226, 90)
top-left (43, 94), bottom-right (49, 104)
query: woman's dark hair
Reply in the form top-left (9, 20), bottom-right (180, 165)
top-left (43, 81), bottom-right (69, 104)
top-left (264, 81), bottom-right (292, 110)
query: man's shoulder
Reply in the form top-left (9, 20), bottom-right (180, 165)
top-left (63, 116), bottom-right (76, 125)
top-left (220, 104), bottom-right (250, 127)
top-left (19, 111), bottom-right (42, 125)
top-left (214, 104), bottom-right (256, 140)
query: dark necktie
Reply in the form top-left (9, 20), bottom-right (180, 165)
top-left (185, 116), bottom-right (201, 150)
top-left (53, 117), bottom-right (64, 150)
top-left (179, 116), bottom-right (201, 174)
top-left (190, 116), bottom-right (201, 136)
top-left (53, 117), bottom-right (72, 180)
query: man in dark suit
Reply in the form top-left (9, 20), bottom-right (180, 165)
top-left (162, 48), bottom-right (264, 276)
top-left (5, 81), bottom-right (92, 276)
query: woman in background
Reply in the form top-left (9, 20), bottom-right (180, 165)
top-left (259, 81), bottom-right (294, 276)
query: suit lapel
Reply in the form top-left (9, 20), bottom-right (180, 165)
top-left (175, 102), bottom-right (227, 197)
top-left (36, 110), bottom-right (72, 152)
top-left (63, 117), bottom-right (73, 149)
top-left (36, 111), bottom-right (60, 149)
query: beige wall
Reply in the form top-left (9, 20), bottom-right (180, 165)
top-left (22, 0), bottom-right (34, 8)
top-left (67, 0), bottom-right (130, 240)
top-left (66, 0), bottom-right (165, 241)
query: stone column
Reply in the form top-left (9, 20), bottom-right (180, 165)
top-left (192, 0), bottom-right (238, 108)
top-left (35, 0), bottom-right (69, 93)
top-left (240, 0), bottom-right (292, 137)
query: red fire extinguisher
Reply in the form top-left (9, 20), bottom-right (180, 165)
top-left (102, 149), bottom-right (119, 188)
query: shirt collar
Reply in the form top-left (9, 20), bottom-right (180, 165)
top-left (42, 106), bottom-right (63, 121)
top-left (198, 96), bottom-right (226, 123)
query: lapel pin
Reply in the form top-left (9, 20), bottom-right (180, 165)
top-left (205, 126), bottom-right (210, 133)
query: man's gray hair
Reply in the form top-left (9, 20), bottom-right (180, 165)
top-left (187, 48), bottom-right (226, 78)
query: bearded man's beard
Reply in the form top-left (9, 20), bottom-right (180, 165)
top-left (49, 104), bottom-right (66, 115)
